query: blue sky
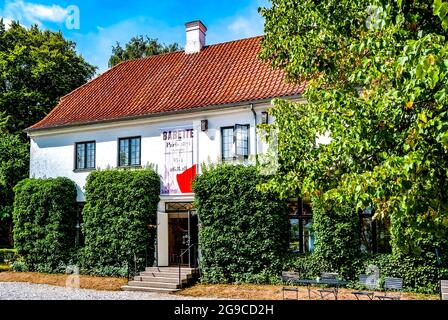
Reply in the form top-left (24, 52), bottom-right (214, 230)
top-left (0, 0), bottom-right (269, 73)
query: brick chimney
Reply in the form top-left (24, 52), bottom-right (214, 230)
top-left (185, 20), bottom-right (207, 54)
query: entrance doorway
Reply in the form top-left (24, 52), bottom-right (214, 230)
top-left (167, 209), bottom-right (198, 267)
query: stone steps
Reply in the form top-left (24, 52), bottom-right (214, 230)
top-left (145, 267), bottom-right (196, 273)
top-left (127, 281), bottom-right (181, 289)
top-left (121, 285), bottom-right (180, 293)
top-left (138, 271), bottom-right (192, 279)
top-left (122, 267), bottom-right (198, 293)
top-left (133, 276), bottom-right (188, 283)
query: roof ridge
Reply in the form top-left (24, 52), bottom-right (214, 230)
top-left (130, 35), bottom-right (264, 64)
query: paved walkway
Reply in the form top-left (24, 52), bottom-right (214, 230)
top-left (0, 282), bottom-right (212, 300)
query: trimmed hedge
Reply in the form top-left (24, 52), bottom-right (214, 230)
top-left (12, 178), bottom-right (78, 273)
top-left (81, 168), bottom-right (160, 277)
top-left (193, 164), bottom-right (289, 284)
top-left (311, 197), bottom-right (361, 279)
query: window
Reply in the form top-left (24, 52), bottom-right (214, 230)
top-left (360, 208), bottom-right (391, 254)
top-left (75, 141), bottom-right (95, 170)
top-left (165, 202), bottom-right (194, 213)
top-left (221, 124), bottom-right (250, 161)
top-left (288, 200), bottom-right (314, 253)
top-left (118, 137), bottom-right (141, 167)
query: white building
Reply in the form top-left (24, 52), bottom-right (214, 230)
top-left (26, 21), bottom-right (303, 268)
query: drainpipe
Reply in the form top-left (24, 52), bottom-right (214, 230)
top-left (250, 104), bottom-right (258, 165)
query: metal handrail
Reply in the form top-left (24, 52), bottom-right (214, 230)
top-left (178, 243), bottom-right (197, 286)
top-left (128, 248), bottom-right (149, 281)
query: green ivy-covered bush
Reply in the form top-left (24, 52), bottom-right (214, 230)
top-left (13, 177), bottom-right (77, 272)
top-left (193, 164), bottom-right (289, 284)
top-left (81, 169), bottom-right (160, 277)
top-left (311, 197), bottom-right (361, 279)
top-left (358, 253), bottom-right (448, 294)
top-left (285, 252), bottom-right (448, 294)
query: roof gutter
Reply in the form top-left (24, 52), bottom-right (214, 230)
top-left (25, 94), bottom-right (303, 136)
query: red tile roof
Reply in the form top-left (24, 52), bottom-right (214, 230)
top-left (28, 36), bottom-right (304, 131)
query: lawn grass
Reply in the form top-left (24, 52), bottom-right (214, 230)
top-left (0, 272), bottom-right (128, 291)
top-left (177, 284), bottom-right (439, 300)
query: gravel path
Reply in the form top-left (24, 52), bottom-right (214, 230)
top-left (0, 282), bottom-right (211, 300)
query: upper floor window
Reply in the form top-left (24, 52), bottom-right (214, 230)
top-left (118, 136), bottom-right (141, 167)
top-left (75, 141), bottom-right (95, 170)
top-left (221, 124), bottom-right (249, 161)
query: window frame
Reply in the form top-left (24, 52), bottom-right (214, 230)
top-left (117, 136), bottom-right (142, 168)
top-left (74, 141), bottom-right (96, 171)
top-left (220, 124), bottom-right (250, 161)
top-left (288, 199), bottom-right (314, 254)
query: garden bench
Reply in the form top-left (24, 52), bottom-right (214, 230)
top-left (441, 280), bottom-right (448, 300)
top-left (281, 272), bottom-right (300, 300)
top-left (351, 274), bottom-right (379, 300)
top-left (375, 277), bottom-right (403, 300)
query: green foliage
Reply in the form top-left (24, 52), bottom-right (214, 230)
top-left (193, 164), bottom-right (289, 284)
top-left (0, 133), bottom-right (28, 246)
top-left (312, 197), bottom-right (361, 278)
top-left (0, 134), bottom-right (28, 214)
top-left (12, 178), bottom-right (78, 272)
top-left (283, 253), bottom-right (325, 279)
top-left (285, 252), bottom-right (448, 293)
top-left (81, 168), bottom-right (160, 277)
top-left (0, 248), bottom-right (18, 264)
top-left (0, 248), bottom-right (20, 272)
top-left (108, 35), bottom-right (181, 67)
top-left (358, 253), bottom-right (448, 294)
top-left (0, 21), bottom-right (93, 247)
top-left (0, 20), bottom-right (96, 135)
top-left (259, 0), bottom-right (448, 256)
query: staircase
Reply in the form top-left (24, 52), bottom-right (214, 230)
top-left (122, 266), bottom-right (198, 293)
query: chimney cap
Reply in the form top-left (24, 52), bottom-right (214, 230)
top-left (185, 20), bottom-right (207, 31)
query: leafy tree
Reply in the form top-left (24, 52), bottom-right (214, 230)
top-left (0, 20), bottom-right (95, 246)
top-left (0, 19), bottom-right (96, 136)
top-left (108, 35), bottom-right (181, 67)
top-left (258, 0), bottom-right (448, 256)
top-left (0, 133), bottom-right (28, 247)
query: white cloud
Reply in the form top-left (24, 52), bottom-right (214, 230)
top-left (24, 2), bottom-right (68, 22)
top-left (1, 0), bottom-right (68, 26)
top-left (71, 17), bottom-right (184, 74)
top-left (1, 17), bottom-right (14, 30)
top-left (228, 16), bottom-right (263, 38)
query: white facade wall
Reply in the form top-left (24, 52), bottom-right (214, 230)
top-left (29, 105), bottom-right (272, 202)
top-left (29, 104), bottom-right (274, 267)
